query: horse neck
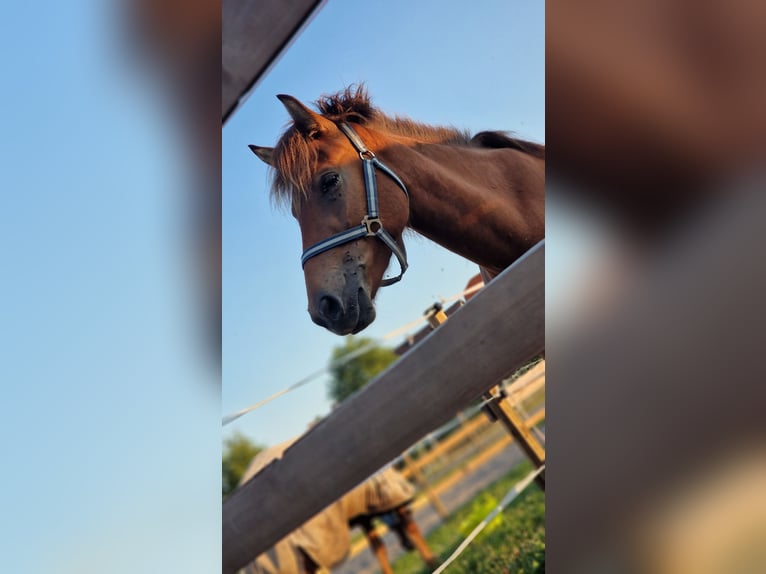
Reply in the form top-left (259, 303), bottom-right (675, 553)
top-left (382, 139), bottom-right (545, 274)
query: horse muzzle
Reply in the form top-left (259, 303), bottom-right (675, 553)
top-left (310, 284), bottom-right (376, 335)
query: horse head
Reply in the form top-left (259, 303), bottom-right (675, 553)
top-left (250, 95), bottom-right (410, 335)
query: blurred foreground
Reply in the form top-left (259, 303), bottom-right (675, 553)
top-left (1, 0), bottom-right (220, 572)
top-left (547, 0), bottom-right (766, 571)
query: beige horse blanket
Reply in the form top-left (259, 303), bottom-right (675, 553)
top-left (240, 438), bottom-right (414, 574)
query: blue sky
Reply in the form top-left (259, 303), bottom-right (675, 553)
top-left (1, 1), bottom-right (218, 572)
top-left (223, 0), bottom-right (545, 448)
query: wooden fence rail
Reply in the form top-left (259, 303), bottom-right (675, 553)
top-left (222, 0), bottom-right (324, 122)
top-left (222, 241), bottom-right (544, 574)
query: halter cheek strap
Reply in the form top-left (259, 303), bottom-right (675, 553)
top-left (300, 122), bottom-right (410, 287)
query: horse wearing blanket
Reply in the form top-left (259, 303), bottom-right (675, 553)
top-left (239, 440), bottom-right (438, 574)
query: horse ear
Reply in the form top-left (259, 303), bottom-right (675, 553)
top-left (277, 94), bottom-right (333, 137)
top-left (249, 145), bottom-right (274, 166)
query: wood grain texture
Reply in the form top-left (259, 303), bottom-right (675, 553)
top-left (222, 0), bottom-right (324, 122)
top-left (222, 241), bottom-right (544, 574)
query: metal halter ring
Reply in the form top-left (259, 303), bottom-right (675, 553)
top-left (361, 215), bottom-right (383, 236)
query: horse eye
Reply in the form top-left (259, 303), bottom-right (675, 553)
top-left (321, 172), bottom-right (341, 193)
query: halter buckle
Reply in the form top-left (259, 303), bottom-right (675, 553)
top-left (359, 149), bottom-right (376, 160)
top-left (361, 215), bottom-right (383, 236)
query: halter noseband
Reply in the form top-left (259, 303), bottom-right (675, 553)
top-left (300, 122), bottom-right (410, 286)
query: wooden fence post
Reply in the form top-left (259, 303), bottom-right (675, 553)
top-left (482, 386), bottom-right (546, 489)
top-left (456, 411), bottom-right (482, 455)
top-left (402, 452), bottom-right (449, 518)
top-left (425, 302), bottom-right (546, 490)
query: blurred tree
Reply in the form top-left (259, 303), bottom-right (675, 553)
top-left (222, 431), bottom-right (263, 498)
top-left (328, 336), bottom-right (398, 404)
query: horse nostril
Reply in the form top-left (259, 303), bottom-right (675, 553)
top-left (318, 294), bottom-right (343, 323)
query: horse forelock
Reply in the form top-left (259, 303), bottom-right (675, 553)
top-left (268, 85), bottom-right (380, 213)
top-left (315, 84), bottom-right (376, 124)
top-left (271, 124), bottom-right (317, 214)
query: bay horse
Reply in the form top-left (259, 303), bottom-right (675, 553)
top-left (250, 86), bottom-right (544, 335)
top-left (239, 440), bottom-right (439, 574)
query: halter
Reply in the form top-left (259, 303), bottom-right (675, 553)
top-left (300, 122), bottom-right (410, 286)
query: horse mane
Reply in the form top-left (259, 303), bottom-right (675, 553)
top-left (270, 85), bottom-right (544, 211)
top-left (470, 130), bottom-right (546, 159)
top-left (316, 85), bottom-right (472, 146)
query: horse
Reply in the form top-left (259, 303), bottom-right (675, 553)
top-left (250, 85), bottom-right (545, 335)
top-left (239, 440), bottom-right (439, 574)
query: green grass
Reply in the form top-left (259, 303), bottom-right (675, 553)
top-left (392, 462), bottom-right (544, 574)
